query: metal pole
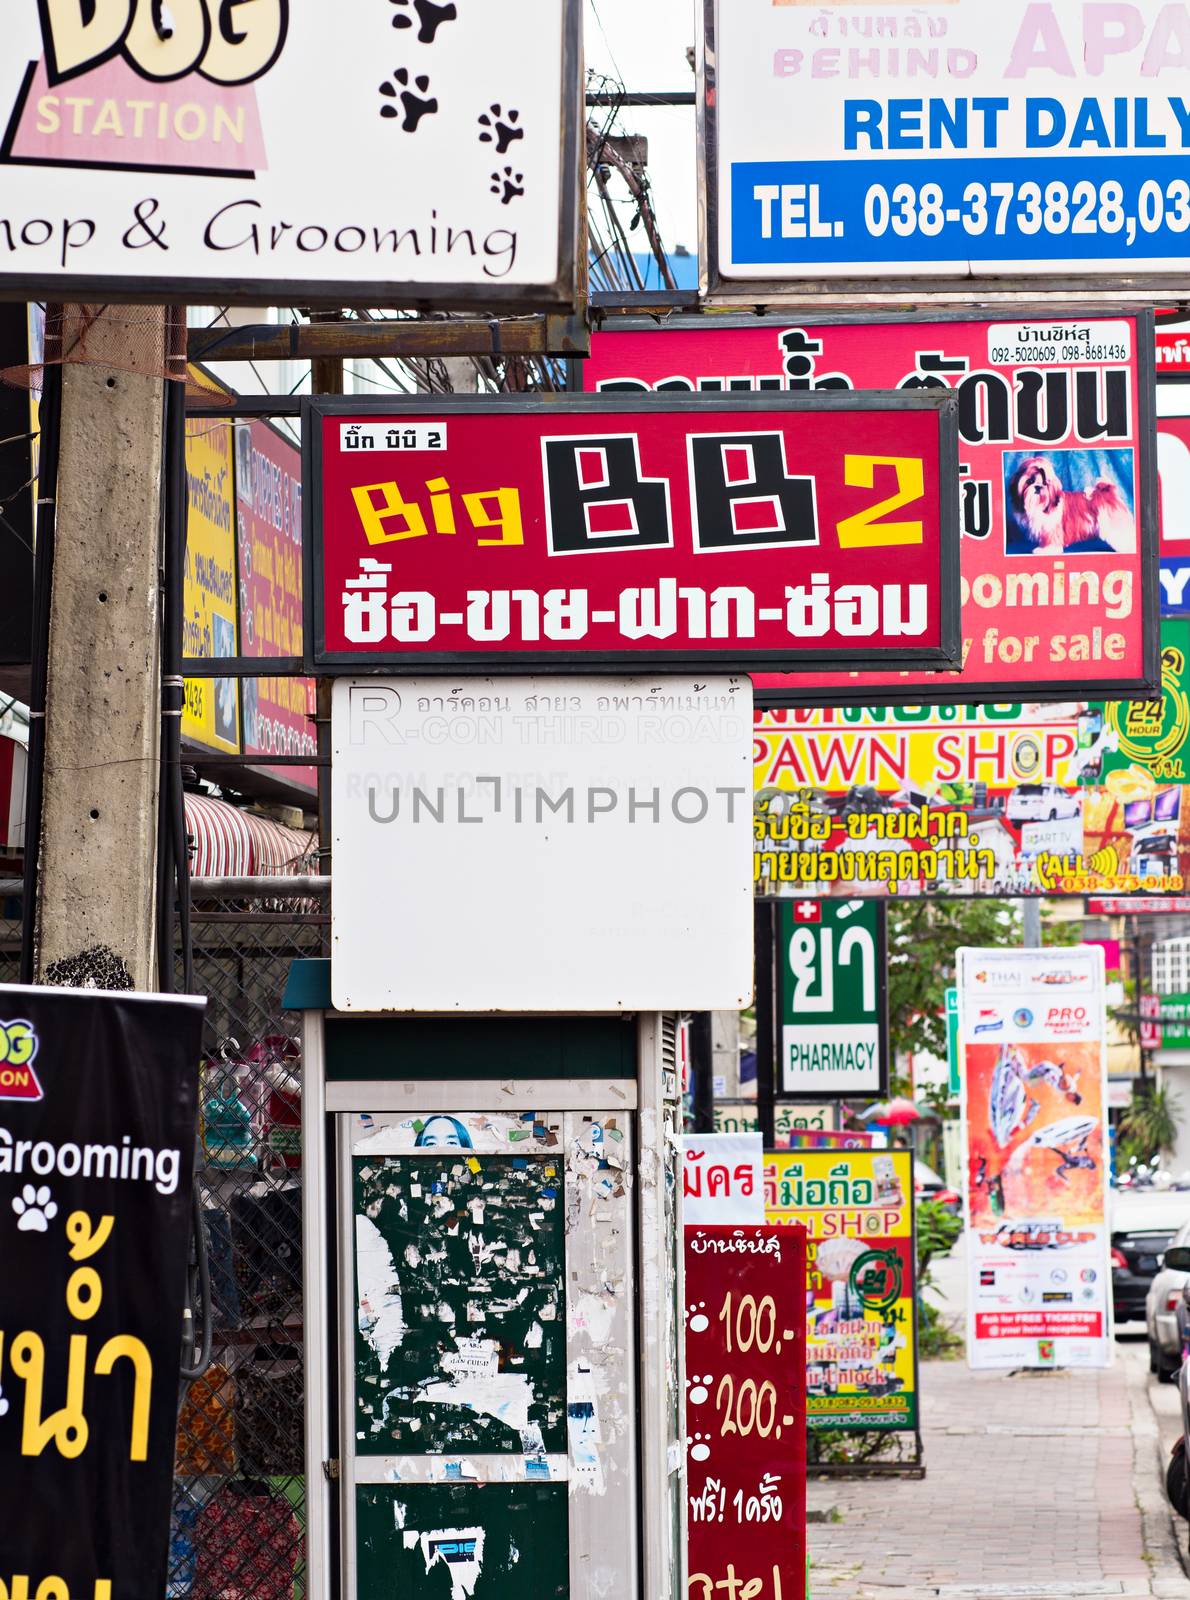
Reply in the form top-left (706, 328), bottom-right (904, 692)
top-left (311, 329), bottom-right (343, 934)
top-left (755, 901), bottom-right (776, 1149)
top-left (1133, 917), bottom-right (1150, 1081)
top-left (1022, 898), bottom-right (1041, 948)
top-left (690, 1012), bottom-right (714, 1132)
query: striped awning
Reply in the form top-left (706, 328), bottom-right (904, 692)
top-left (184, 793), bottom-right (316, 878)
top-left (184, 793), bottom-right (254, 876)
top-left (243, 810), bottom-right (319, 877)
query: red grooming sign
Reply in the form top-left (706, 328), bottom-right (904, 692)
top-left (685, 1225), bottom-right (808, 1600)
top-left (582, 315), bottom-right (1157, 702)
top-left (305, 394), bottom-right (959, 672)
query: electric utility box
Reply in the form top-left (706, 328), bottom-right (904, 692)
top-left (286, 971), bottom-right (685, 1600)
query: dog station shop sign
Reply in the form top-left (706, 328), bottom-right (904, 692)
top-left (306, 393), bottom-right (960, 674)
top-left (0, 1), bottom-right (581, 305)
top-left (706, 0), bottom-right (1190, 297)
top-left (583, 316), bottom-right (1157, 702)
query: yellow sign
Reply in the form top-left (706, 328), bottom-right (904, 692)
top-left (765, 1148), bottom-right (918, 1431)
top-left (182, 418), bottom-right (239, 754)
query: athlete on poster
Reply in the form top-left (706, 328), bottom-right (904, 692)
top-left (958, 946), bottom-right (1110, 1370)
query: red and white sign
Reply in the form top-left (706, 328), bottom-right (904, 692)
top-left (1156, 316), bottom-right (1190, 377)
top-left (959, 945), bottom-right (1110, 1371)
top-left (1158, 414), bottom-right (1190, 563)
top-left (1088, 897), bottom-right (1190, 916)
top-left (235, 420), bottom-right (316, 792)
top-left (0, 735), bottom-right (25, 850)
top-left (308, 395), bottom-right (959, 672)
top-left (583, 315), bottom-right (1154, 701)
top-left (685, 1226), bottom-right (807, 1600)
top-left (682, 1134), bottom-right (764, 1227)
top-left (1141, 992), bottom-right (1163, 1051)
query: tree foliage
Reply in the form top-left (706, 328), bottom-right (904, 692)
top-left (886, 898), bottom-right (1080, 1064)
top-left (886, 899), bottom-right (1019, 1061)
top-left (1118, 1081), bottom-right (1181, 1163)
top-left (916, 1199), bottom-right (964, 1358)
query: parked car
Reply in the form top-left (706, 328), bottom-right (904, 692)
top-left (1112, 1190), bottom-right (1190, 1328)
top-left (1005, 782), bottom-right (1079, 823)
top-left (1146, 1217), bottom-right (1190, 1379)
top-left (914, 1158), bottom-right (962, 1217)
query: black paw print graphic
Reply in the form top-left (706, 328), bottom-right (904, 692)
top-left (478, 104), bottom-right (523, 155)
top-left (389, 0), bottom-right (457, 43)
top-left (379, 68), bottom-right (438, 131)
top-left (490, 166), bottom-right (524, 205)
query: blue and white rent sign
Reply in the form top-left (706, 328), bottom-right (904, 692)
top-left (709, 0), bottom-right (1190, 288)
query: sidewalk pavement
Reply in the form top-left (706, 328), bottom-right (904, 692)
top-left (807, 1342), bottom-right (1190, 1600)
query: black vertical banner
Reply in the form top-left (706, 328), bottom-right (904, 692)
top-left (0, 983), bottom-right (204, 1600)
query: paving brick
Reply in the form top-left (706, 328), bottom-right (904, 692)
top-left (807, 1355), bottom-right (1187, 1596)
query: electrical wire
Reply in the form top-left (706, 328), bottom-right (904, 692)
top-left (19, 357), bottom-right (59, 987)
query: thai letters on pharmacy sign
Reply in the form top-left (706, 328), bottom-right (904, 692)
top-left (708, 0), bottom-right (1190, 290)
top-left (0, 1), bottom-right (579, 304)
top-left (306, 393), bottom-right (959, 672)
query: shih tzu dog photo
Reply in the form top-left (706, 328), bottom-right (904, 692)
top-left (1006, 453), bottom-right (1136, 555)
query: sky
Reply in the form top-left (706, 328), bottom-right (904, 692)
top-left (584, 0), bottom-right (700, 259)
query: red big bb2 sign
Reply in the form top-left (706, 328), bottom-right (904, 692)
top-left (305, 393), bottom-right (960, 673)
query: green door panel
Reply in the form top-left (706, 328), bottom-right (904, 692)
top-left (354, 1154), bottom-right (566, 1455)
top-left (356, 1483), bottom-right (567, 1599)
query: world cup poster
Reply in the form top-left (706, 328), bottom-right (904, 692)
top-left (958, 945), bottom-right (1111, 1370)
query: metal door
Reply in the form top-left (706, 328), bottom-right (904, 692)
top-left (337, 1108), bottom-right (637, 1600)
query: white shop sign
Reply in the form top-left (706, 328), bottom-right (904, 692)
top-left (0, 1), bottom-right (579, 305)
top-left (331, 676), bottom-right (755, 1011)
top-left (705, 0), bottom-right (1190, 297)
top-left (681, 1133), bottom-right (764, 1227)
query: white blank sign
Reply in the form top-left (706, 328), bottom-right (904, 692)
top-left (331, 676), bottom-right (754, 1012)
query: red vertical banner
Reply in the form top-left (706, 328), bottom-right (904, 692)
top-left (1141, 991), bottom-right (1163, 1051)
top-left (685, 1225), bottom-right (808, 1600)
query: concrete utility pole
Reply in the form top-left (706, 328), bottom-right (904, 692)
top-left (34, 305), bottom-right (174, 991)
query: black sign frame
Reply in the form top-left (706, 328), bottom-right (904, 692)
top-left (302, 389), bottom-right (962, 676)
top-left (773, 900), bottom-right (890, 1106)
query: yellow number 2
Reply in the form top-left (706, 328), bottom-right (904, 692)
top-left (836, 455), bottom-right (925, 549)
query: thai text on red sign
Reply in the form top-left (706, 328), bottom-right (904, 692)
top-left (236, 419), bottom-right (316, 791)
top-left (582, 315), bottom-right (1154, 701)
top-left (1088, 897), bottom-right (1190, 914)
top-left (1157, 316), bottom-right (1190, 376)
top-left (685, 1225), bottom-right (807, 1600)
top-left (308, 395), bottom-right (958, 671)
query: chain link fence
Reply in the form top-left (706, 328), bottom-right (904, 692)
top-left (0, 876), bottom-right (326, 1600)
top-left (174, 876), bottom-right (326, 1600)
